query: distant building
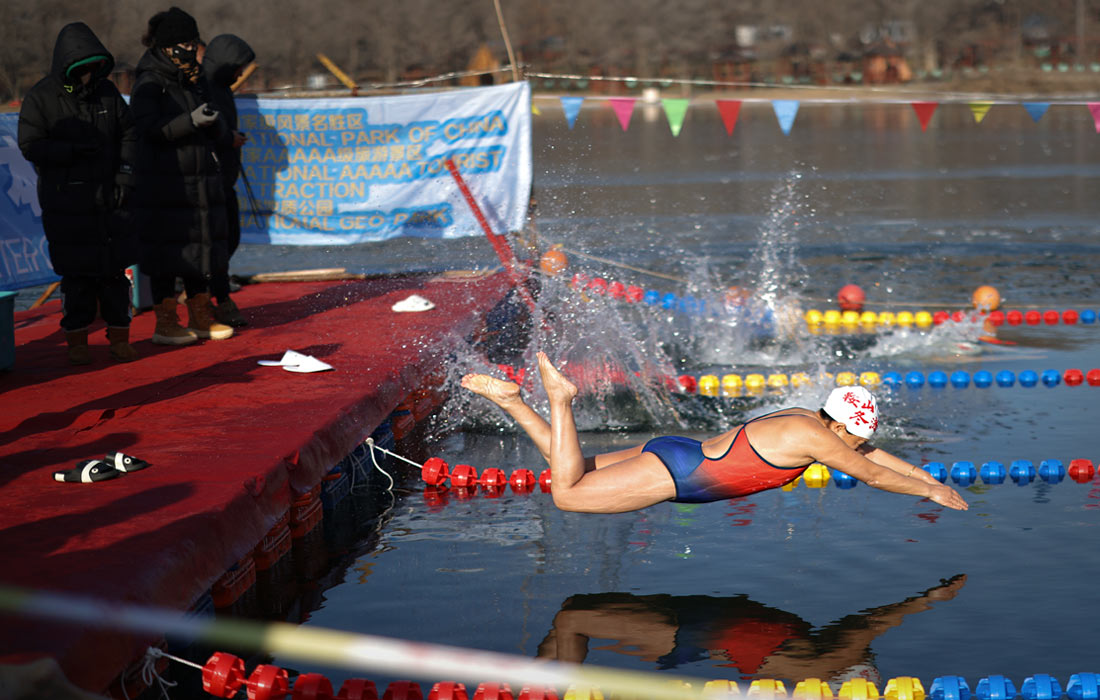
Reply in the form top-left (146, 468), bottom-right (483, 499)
top-left (462, 43), bottom-right (501, 86)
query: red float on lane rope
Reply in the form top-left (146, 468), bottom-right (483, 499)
top-left (202, 652), bottom-right (246, 698)
top-left (1068, 459), bottom-right (1095, 483)
top-left (677, 375), bottom-right (697, 393)
top-left (429, 681), bottom-right (468, 700)
top-left (480, 467), bottom-right (507, 488)
top-left (338, 679), bottom-right (379, 700)
top-left (294, 673), bottom-right (334, 700)
top-left (509, 469), bottom-right (535, 493)
top-left (474, 683), bottom-right (514, 700)
top-left (422, 457), bottom-right (449, 486)
top-left (383, 681), bottom-right (423, 700)
top-left (450, 464), bottom-right (478, 488)
top-left (246, 665), bottom-right (289, 700)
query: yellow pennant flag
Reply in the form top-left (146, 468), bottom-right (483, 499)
top-left (969, 102), bottom-right (993, 124)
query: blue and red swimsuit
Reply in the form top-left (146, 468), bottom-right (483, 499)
top-left (642, 413), bottom-right (809, 503)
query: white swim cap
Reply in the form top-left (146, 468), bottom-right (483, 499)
top-left (824, 386), bottom-right (879, 439)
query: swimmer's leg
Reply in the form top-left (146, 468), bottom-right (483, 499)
top-left (462, 373), bottom-right (553, 463)
top-left (538, 352), bottom-right (675, 512)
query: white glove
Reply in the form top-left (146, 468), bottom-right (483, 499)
top-left (190, 103), bottom-right (218, 128)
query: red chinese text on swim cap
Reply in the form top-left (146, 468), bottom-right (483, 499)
top-left (842, 391), bottom-right (878, 432)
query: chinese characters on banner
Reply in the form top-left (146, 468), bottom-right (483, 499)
top-left (236, 81), bottom-right (532, 244)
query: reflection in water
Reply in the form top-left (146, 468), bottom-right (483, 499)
top-left (536, 574), bottom-right (966, 685)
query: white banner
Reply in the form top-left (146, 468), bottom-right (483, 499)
top-left (0, 115), bottom-right (56, 291)
top-left (236, 81), bottom-right (532, 244)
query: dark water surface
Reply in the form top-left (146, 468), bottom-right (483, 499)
top-left (254, 101), bottom-right (1100, 693)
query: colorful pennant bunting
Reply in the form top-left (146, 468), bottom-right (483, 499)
top-left (1022, 102), bottom-right (1049, 123)
top-left (662, 98), bottom-right (690, 137)
top-left (560, 96), bottom-right (584, 129)
top-left (910, 102), bottom-right (939, 132)
top-left (715, 99), bottom-right (742, 135)
top-left (609, 98), bottom-right (636, 131)
top-left (772, 100), bottom-right (799, 135)
top-left (545, 95), bottom-right (1099, 136)
top-left (969, 102), bottom-right (993, 123)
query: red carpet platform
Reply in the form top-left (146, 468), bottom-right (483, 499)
top-left (0, 270), bottom-right (511, 693)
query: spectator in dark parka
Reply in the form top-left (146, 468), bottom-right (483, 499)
top-left (18, 22), bottom-right (139, 365)
top-left (130, 6), bottom-right (234, 345)
top-left (202, 33), bottom-right (255, 328)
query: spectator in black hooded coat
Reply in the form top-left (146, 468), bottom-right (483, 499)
top-left (202, 33), bottom-right (255, 328)
top-left (18, 22), bottom-right (139, 365)
top-left (130, 6), bottom-right (234, 346)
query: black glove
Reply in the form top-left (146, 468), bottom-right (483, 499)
top-left (114, 184), bottom-right (134, 209)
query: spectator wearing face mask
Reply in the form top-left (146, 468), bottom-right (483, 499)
top-left (130, 6), bottom-right (234, 346)
top-left (18, 22), bottom-right (139, 365)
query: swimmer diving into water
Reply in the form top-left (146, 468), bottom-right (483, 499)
top-left (461, 352), bottom-right (969, 513)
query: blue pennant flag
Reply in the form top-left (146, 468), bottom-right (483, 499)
top-left (1022, 102), bottom-right (1050, 123)
top-left (560, 96), bottom-right (584, 129)
top-left (772, 100), bottom-right (800, 135)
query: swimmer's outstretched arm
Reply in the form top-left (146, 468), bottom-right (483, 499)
top-left (857, 444), bottom-right (944, 487)
top-left (809, 432), bottom-right (969, 511)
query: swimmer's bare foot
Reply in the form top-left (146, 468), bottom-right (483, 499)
top-left (537, 351), bottom-right (577, 403)
top-left (461, 373), bottom-right (523, 407)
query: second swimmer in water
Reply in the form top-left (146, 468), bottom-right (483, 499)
top-left (461, 352), bottom-right (969, 514)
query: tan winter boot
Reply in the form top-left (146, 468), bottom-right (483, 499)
top-left (106, 326), bottom-right (138, 362)
top-left (186, 292), bottom-right (233, 340)
top-left (152, 297), bottom-right (198, 346)
top-left (65, 329), bottom-right (92, 365)
top-left (213, 296), bottom-right (248, 328)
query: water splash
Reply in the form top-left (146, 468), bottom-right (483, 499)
top-left (429, 172), bottom-right (991, 437)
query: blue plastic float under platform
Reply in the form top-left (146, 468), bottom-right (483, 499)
top-left (0, 270), bottom-right (512, 694)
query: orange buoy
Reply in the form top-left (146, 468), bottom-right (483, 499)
top-left (972, 285), bottom-right (1001, 313)
top-left (539, 248), bottom-right (568, 276)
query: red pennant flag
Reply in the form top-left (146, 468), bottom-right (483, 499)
top-left (1088, 103), bottom-right (1100, 133)
top-left (609, 98), bottom-right (637, 131)
top-left (911, 102), bottom-right (939, 132)
top-left (716, 99), bottom-right (742, 135)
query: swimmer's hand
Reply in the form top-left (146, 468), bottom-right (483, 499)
top-left (928, 483), bottom-right (969, 511)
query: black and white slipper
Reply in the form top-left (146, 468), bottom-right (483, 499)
top-left (53, 459), bottom-right (122, 483)
top-left (105, 452), bottom-right (151, 473)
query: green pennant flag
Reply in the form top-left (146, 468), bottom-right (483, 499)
top-left (662, 98), bottom-right (690, 137)
top-left (969, 102), bottom-right (993, 124)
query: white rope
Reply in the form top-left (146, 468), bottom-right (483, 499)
top-left (365, 438), bottom-right (396, 492)
top-left (122, 647), bottom-right (180, 700)
top-left (363, 439), bottom-right (425, 470)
